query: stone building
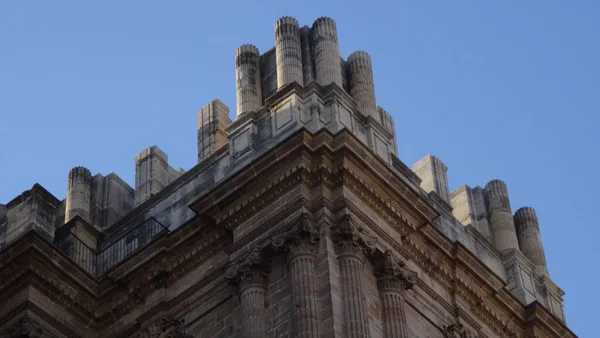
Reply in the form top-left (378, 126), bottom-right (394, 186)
top-left (0, 16), bottom-right (574, 338)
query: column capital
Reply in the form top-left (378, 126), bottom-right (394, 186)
top-left (374, 251), bottom-right (417, 291)
top-left (443, 323), bottom-right (473, 338)
top-left (225, 247), bottom-right (269, 291)
top-left (331, 214), bottom-right (377, 259)
top-left (138, 316), bottom-right (192, 338)
top-left (8, 318), bottom-right (43, 338)
top-left (271, 213), bottom-right (320, 258)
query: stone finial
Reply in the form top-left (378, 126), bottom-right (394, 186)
top-left (275, 16), bottom-right (303, 88)
top-left (514, 207), bottom-right (549, 277)
top-left (347, 50), bottom-right (378, 120)
top-left (235, 44), bottom-right (263, 117)
top-left (311, 17), bottom-right (343, 87)
top-left (65, 166), bottom-right (92, 223)
top-left (484, 179), bottom-right (520, 252)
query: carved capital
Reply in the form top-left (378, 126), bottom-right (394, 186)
top-left (331, 214), bottom-right (377, 259)
top-left (138, 317), bottom-right (192, 338)
top-left (443, 323), bottom-right (472, 338)
top-left (375, 251), bottom-right (417, 292)
top-left (272, 213), bottom-right (320, 258)
top-left (8, 318), bottom-right (43, 338)
top-left (225, 247), bottom-right (269, 291)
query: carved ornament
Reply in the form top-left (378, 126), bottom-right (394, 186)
top-left (271, 213), bottom-right (320, 258)
top-left (374, 250), bottom-right (417, 292)
top-left (137, 317), bottom-right (192, 338)
top-left (443, 323), bottom-right (472, 338)
top-left (224, 247), bottom-right (269, 291)
top-left (8, 317), bottom-right (43, 338)
top-left (331, 214), bottom-right (377, 259)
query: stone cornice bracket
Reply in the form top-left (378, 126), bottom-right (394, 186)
top-left (443, 323), bottom-right (472, 338)
top-left (136, 316), bottom-right (192, 338)
top-left (331, 214), bottom-right (377, 259)
top-left (224, 247), bottom-right (270, 291)
top-left (7, 317), bottom-right (43, 338)
top-left (271, 212), bottom-right (320, 258)
top-left (374, 250), bottom-right (417, 291)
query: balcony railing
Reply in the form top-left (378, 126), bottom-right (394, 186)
top-left (54, 217), bottom-right (169, 278)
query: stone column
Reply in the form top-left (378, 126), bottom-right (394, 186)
top-left (347, 51), bottom-right (378, 120)
top-left (272, 214), bottom-right (320, 338)
top-left (65, 166), bottom-right (92, 223)
top-left (235, 44), bottom-right (263, 117)
top-left (514, 207), bottom-right (549, 278)
top-left (485, 179), bottom-right (520, 252)
top-left (225, 248), bottom-right (268, 338)
top-left (332, 215), bottom-right (376, 338)
top-left (375, 251), bottom-right (416, 338)
top-left (312, 17), bottom-right (343, 87)
top-left (275, 16), bottom-right (304, 88)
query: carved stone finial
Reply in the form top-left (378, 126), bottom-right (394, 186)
top-left (138, 317), bottom-right (192, 338)
top-left (8, 318), bottom-right (43, 338)
top-left (375, 250), bottom-right (417, 291)
top-left (443, 323), bottom-right (472, 338)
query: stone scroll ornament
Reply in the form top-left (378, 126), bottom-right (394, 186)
top-left (270, 212), bottom-right (320, 256)
top-left (443, 323), bottom-right (473, 338)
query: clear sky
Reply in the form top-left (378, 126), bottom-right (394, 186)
top-left (0, 1), bottom-right (597, 335)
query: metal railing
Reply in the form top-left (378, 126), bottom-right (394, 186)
top-left (54, 217), bottom-right (169, 278)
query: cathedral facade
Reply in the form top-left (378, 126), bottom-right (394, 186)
top-left (0, 17), bottom-right (574, 338)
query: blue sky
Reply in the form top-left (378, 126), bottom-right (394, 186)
top-left (0, 1), bottom-right (596, 335)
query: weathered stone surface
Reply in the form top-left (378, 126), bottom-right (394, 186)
top-left (0, 16), bottom-right (574, 338)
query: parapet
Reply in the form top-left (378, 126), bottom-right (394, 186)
top-left (236, 44), bottom-right (263, 117)
top-left (514, 207), bottom-right (548, 277)
top-left (412, 155), bottom-right (451, 205)
top-left (347, 51), bottom-right (378, 120)
top-left (275, 16), bottom-right (303, 88)
top-left (311, 17), bottom-right (343, 87)
top-left (198, 99), bottom-right (232, 162)
top-left (134, 145), bottom-right (180, 205)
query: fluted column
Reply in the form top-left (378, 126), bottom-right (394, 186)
top-left (485, 179), bottom-right (520, 252)
top-left (235, 44), bottom-right (263, 117)
top-left (239, 269), bottom-right (268, 338)
top-left (225, 248), bottom-right (268, 338)
top-left (276, 16), bottom-right (304, 88)
top-left (332, 215), bottom-right (375, 338)
top-left (312, 17), bottom-right (343, 87)
top-left (272, 214), bottom-right (320, 338)
top-left (514, 207), bottom-right (549, 278)
top-left (347, 51), bottom-right (378, 120)
top-left (65, 166), bottom-right (92, 223)
top-left (375, 251), bottom-right (416, 338)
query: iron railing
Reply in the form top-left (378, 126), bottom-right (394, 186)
top-left (54, 217), bottom-right (169, 278)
